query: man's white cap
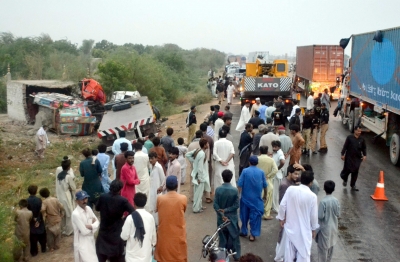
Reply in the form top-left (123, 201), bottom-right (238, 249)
top-left (256, 97), bottom-right (260, 101)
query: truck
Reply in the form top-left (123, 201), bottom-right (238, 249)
top-left (339, 26), bottom-right (400, 166)
top-left (239, 58), bottom-right (293, 116)
top-left (295, 45), bottom-right (344, 99)
top-left (97, 91), bottom-right (158, 146)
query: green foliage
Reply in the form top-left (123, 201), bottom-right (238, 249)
top-left (0, 206), bottom-right (12, 261)
top-left (0, 79), bottom-right (6, 113)
top-left (80, 39), bottom-right (94, 56)
top-left (0, 32), bottom-right (226, 116)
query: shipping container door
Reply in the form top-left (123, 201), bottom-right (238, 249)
top-left (313, 46), bottom-right (329, 82)
top-left (328, 46), bottom-right (343, 80)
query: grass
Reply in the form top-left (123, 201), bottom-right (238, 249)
top-left (0, 136), bottom-right (96, 260)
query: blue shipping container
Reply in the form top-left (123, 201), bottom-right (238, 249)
top-left (350, 26), bottom-right (400, 114)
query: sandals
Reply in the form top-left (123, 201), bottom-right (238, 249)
top-left (206, 198), bottom-right (212, 203)
top-left (249, 235), bottom-right (255, 242)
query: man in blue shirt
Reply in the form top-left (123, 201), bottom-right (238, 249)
top-left (258, 101), bottom-right (268, 122)
top-left (237, 156), bottom-right (267, 241)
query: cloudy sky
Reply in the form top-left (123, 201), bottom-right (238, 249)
top-left (1, 0), bottom-right (399, 55)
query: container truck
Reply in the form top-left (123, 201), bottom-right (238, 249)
top-left (295, 45), bottom-right (344, 99)
top-left (339, 26), bottom-right (400, 166)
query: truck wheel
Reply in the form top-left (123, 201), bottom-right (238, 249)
top-left (348, 111), bottom-right (354, 133)
top-left (112, 102), bottom-right (131, 112)
top-left (104, 100), bottom-right (121, 110)
top-left (390, 133), bottom-right (400, 166)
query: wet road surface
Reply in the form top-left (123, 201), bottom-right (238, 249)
top-left (184, 99), bottom-right (400, 261)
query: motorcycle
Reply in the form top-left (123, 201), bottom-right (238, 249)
top-left (201, 220), bottom-right (237, 262)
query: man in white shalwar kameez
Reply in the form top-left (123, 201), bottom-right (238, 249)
top-left (55, 157), bottom-right (76, 236)
top-left (186, 139), bottom-right (211, 213)
top-left (133, 143), bottom-right (150, 197)
top-left (213, 129), bottom-right (237, 193)
top-left (147, 152), bottom-right (165, 225)
top-left (235, 102), bottom-right (251, 131)
top-left (276, 171), bottom-right (319, 262)
top-left (35, 125), bottom-right (48, 158)
top-left (121, 193), bottom-right (156, 262)
top-left (71, 191), bottom-right (99, 262)
top-left (227, 82), bottom-right (235, 105)
top-left (214, 112), bottom-right (225, 141)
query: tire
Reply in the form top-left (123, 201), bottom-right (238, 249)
top-left (152, 106), bottom-right (161, 120)
top-left (348, 110), bottom-right (354, 133)
top-left (122, 98), bottom-right (140, 105)
top-left (104, 100), bottom-right (121, 110)
top-left (390, 133), bottom-right (400, 166)
top-left (112, 102), bottom-right (131, 112)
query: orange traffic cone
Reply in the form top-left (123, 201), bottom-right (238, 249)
top-left (370, 171), bottom-right (388, 201)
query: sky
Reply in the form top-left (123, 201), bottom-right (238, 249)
top-left (1, 0), bottom-right (399, 56)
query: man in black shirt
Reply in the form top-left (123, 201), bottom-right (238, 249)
top-left (301, 110), bottom-right (313, 156)
top-left (310, 109), bottom-right (321, 154)
top-left (248, 110), bottom-right (265, 129)
top-left (96, 180), bottom-right (135, 262)
top-left (211, 105), bottom-right (220, 125)
top-left (238, 123), bottom-right (254, 176)
top-left (217, 81), bottom-right (224, 104)
top-left (319, 103), bottom-right (329, 152)
top-left (340, 126), bottom-right (366, 191)
top-left (272, 105), bottom-right (285, 128)
top-left (186, 105), bottom-right (197, 145)
top-left (289, 108), bottom-right (301, 129)
top-left (27, 185), bottom-right (46, 256)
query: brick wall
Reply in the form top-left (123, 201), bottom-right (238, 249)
top-left (7, 82), bottom-right (27, 122)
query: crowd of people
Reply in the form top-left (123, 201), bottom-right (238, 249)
top-left (16, 85), bottom-right (367, 262)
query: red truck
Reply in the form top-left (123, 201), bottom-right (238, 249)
top-left (295, 45), bottom-right (344, 99)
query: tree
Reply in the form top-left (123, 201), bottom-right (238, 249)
top-left (80, 39), bottom-right (94, 56)
top-left (52, 39), bottom-right (79, 55)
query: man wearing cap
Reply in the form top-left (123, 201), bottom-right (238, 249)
top-left (71, 191), bottom-right (99, 262)
top-left (248, 110), bottom-right (265, 130)
top-left (250, 98), bottom-right (261, 117)
top-left (237, 156), bottom-right (267, 241)
top-left (154, 176), bottom-right (188, 262)
top-left (186, 105), bottom-right (197, 145)
top-left (236, 101), bottom-right (251, 131)
top-left (214, 111), bottom-right (225, 140)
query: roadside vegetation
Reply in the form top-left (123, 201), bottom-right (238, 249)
top-left (0, 32), bottom-right (225, 115)
top-left (0, 133), bottom-right (96, 261)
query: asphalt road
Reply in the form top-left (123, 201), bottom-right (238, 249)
top-left (183, 98), bottom-right (400, 262)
